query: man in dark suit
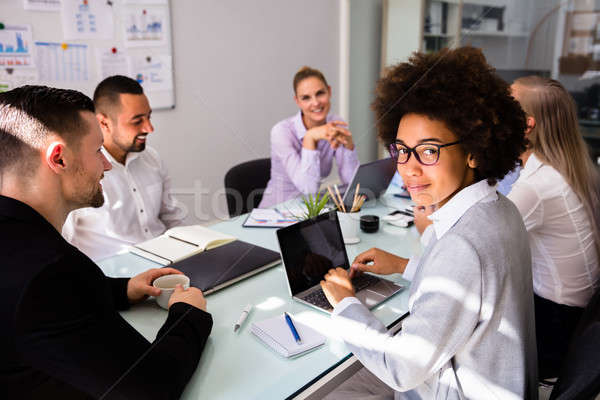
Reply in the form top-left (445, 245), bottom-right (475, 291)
top-left (0, 85), bottom-right (212, 399)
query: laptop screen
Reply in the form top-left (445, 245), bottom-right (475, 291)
top-left (277, 211), bottom-right (350, 295)
top-left (342, 157), bottom-right (396, 206)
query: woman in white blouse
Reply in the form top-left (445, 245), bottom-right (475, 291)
top-left (509, 76), bottom-right (600, 379)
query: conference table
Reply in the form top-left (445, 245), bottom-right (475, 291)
top-left (97, 193), bottom-right (422, 399)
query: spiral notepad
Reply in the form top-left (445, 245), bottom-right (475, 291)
top-left (251, 314), bottom-right (326, 357)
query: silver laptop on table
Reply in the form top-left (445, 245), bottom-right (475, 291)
top-left (341, 157), bottom-right (397, 208)
top-left (276, 211), bottom-right (404, 313)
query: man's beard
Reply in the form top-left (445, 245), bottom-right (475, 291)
top-left (127, 134), bottom-right (146, 153)
top-left (73, 164), bottom-right (105, 209)
top-left (89, 187), bottom-right (105, 208)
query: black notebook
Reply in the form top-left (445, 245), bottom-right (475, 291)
top-left (170, 240), bottom-right (281, 295)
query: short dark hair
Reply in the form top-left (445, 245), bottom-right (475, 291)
top-left (0, 85), bottom-right (95, 174)
top-left (372, 46), bottom-right (526, 185)
top-left (93, 75), bottom-right (144, 116)
top-left (293, 66), bottom-right (328, 94)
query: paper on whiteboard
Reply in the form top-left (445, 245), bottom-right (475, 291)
top-left (24, 0), bottom-right (61, 11)
top-left (97, 48), bottom-right (132, 80)
top-left (124, 6), bottom-right (168, 47)
top-left (61, 0), bottom-right (114, 40)
top-left (123, 0), bottom-right (168, 4)
top-left (0, 25), bottom-right (35, 68)
top-left (131, 54), bottom-right (172, 92)
top-left (0, 68), bottom-right (39, 90)
top-left (35, 42), bottom-right (89, 82)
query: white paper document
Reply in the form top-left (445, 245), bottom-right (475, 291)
top-left (0, 68), bottom-right (39, 90)
top-left (61, 0), bottom-right (114, 40)
top-left (35, 42), bottom-right (89, 82)
top-left (123, 0), bottom-right (168, 4)
top-left (243, 208), bottom-right (297, 228)
top-left (97, 48), bottom-right (132, 80)
top-left (24, 0), bottom-right (61, 11)
top-left (131, 54), bottom-right (173, 91)
top-left (0, 25), bottom-right (35, 68)
top-left (124, 6), bottom-right (168, 47)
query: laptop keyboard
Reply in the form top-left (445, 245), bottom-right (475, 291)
top-left (302, 274), bottom-right (381, 309)
top-left (304, 290), bottom-right (332, 309)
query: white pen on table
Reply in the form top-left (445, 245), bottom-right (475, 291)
top-left (233, 303), bottom-right (253, 333)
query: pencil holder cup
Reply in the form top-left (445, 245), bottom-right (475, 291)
top-left (337, 211), bottom-right (360, 245)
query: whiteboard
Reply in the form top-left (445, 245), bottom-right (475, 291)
top-left (0, 0), bottom-right (175, 109)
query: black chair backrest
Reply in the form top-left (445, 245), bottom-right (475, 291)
top-left (224, 158), bottom-right (271, 218)
top-left (550, 285), bottom-right (600, 400)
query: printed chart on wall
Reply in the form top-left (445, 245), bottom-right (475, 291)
top-left (35, 42), bottom-right (89, 82)
top-left (61, 0), bottom-right (115, 40)
top-left (23, 0), bottom-right (61, 12)
top-left (0, 25), bottom-right (35, 68)
top-left (0, 0), bottom-right (175, 108)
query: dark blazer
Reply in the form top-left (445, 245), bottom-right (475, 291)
top-left (0, 195), bottom-right (213, 399)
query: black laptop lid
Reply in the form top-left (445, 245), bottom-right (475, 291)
top-left (276, 211), bottom-right (350, 295)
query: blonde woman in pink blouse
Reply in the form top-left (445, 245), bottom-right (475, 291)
top-left (259, 66), bottom-right (359, 208)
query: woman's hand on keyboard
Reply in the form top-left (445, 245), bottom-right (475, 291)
top-left (320, 267), bottom-right (356, 307)
top-left (350, 248), bottom-right (408, 278)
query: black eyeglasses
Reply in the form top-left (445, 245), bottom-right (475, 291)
top-left (388, 140), bottom-right (462, 166)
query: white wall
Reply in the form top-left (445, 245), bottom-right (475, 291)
top-left (150, 0), bottom-right (341, 223)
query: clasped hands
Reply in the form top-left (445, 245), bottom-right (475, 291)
top-left (320, 248), bottom-right (408, 307)
top-left (127, 267), bottom-right (207, 311)
top-left (303, 120), bottom-right (354, 151)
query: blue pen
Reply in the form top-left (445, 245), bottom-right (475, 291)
top-left (284, 312), bottom-right (302, 344)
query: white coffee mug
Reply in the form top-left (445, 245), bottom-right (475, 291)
top-left (337, 211), bottom-right (360, 244)
top-left (152, 274), bottom-right (190, 310)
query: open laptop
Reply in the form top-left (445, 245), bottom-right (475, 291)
top-left (276, 211), bottom-right (404, 313)
top-left (341, 157), bottom-right (397, 208)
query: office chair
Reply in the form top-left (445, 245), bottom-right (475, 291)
top-left (549, 285), bottom-right (600, 400)
top-left (224, 158), bottom-right (271, 218)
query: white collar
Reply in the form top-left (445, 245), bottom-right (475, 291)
top-left (428, 179), bottom-right (498, 239)
top-left (519, 153), bottom-right (544, 180)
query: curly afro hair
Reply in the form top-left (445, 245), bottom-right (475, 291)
top-left (372, 46), bottom-right (526, 185)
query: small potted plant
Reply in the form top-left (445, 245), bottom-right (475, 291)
top-left (297, 191), bottom-right (330, 220)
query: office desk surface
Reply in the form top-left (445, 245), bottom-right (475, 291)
top-left (98, 195), bottom-right (421, 400)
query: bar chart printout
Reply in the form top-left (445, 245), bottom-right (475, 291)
top-left (0, 25), bottom-right (35, 68)
top-left (124, 6), bottom-right (168, 47)
top-left (35, 42), bottom-right (89, 82)
top-left (24, 0), bottom-right (61, 11)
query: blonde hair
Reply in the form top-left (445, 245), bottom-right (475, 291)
top-left (514, 75), bottom-right (600, 255)
top-left (293, 66), bottom-right (328, 94)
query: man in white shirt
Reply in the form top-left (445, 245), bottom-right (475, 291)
top-left (63, 75), bottom-right (185, 261)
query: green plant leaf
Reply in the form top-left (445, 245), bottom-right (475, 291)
top-left (298, 191), bottom-right (330, 220)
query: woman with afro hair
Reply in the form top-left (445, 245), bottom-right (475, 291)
top-left (320, 47), bottom-right (538, 399)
